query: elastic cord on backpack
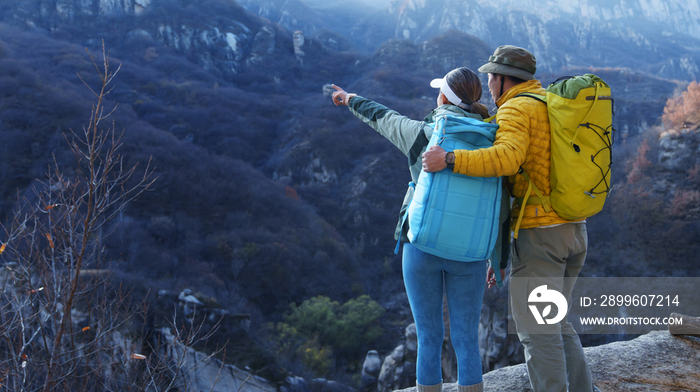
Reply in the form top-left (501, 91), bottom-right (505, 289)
top-left (570, 82), bottom-right (601, 151)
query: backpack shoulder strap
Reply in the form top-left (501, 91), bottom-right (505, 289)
top-left (513, 169), bottom-right (553, 238)
top-left (515, 92), bottom-right (547, 103)
top-left (486, 93), bottom-right (546, 124)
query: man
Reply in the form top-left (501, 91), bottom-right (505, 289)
top-left (422, 45), bottom-right (595, 392)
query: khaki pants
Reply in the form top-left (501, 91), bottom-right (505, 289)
top-left (510, 223), bottom-right (594, 392)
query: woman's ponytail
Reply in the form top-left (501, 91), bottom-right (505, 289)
top-left (469, 102), bottom-right (490, 119)
top-left (446, 67), bottom-right (491, 120)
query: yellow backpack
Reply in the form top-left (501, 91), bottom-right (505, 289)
top-left (514, 74), bottom-right (614, 237)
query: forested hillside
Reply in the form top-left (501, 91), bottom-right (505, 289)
top-left (0, 0), bottom-right (699, 389)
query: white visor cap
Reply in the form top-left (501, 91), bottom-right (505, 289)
top-left (430, 77), bottom-right (462, 107)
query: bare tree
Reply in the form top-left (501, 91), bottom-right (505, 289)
top-left (0, 42), bottom-right (156, 392)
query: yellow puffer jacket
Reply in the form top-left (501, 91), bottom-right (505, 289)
top-left (453, 80), bottom-right (573, 229)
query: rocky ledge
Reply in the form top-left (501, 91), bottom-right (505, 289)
top-left (396, 330), bottom-right (700, 392)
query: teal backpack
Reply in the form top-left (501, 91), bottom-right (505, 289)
top-left (401, 115), bottom-right (502, 263)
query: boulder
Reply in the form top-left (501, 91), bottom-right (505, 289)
top-left (378, 345), bottom-right (405, 392)
top-left (309, 378), bottom-right (355, 392)
top-left (480, 280), bottom-right (525, 372)
top-left (156, 328), bottom-right (276, 392)
top-left (394, 331), bottom-right (700, 392)
top-left (404, 323), bottom-right (417, 354)
top-left (281, 376), bottom-right (308, 392)
top-left (178, 288), bottom-right (204, 306)
top-left (586, 331), bottom-right (700, 392)
top-left (376, 324), bottom-right (418, 392)
top-left (361, 350), bottom-right (381, 390)
top-left (658, 128), bottom-right (700, 173)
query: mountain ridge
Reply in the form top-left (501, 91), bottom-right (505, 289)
top-left (237, 0), bottom-right (700, 80)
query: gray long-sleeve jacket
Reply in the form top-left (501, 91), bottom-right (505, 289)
top-left (346, 96), bottom-right (510, 269)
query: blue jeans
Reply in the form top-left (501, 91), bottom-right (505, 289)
top-left (402, 243), bottom-right (486, 386)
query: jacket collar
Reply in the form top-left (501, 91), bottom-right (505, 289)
top-left (496, 79), bottom-right (545, 107)
top-left (424, 104), bottom-right (482, 123)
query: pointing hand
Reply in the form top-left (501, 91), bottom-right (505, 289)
top-left (331, 84), bottom-right (356, 106)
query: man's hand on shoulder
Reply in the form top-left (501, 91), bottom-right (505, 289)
top-left (422, 145), bottom-right (451, 172)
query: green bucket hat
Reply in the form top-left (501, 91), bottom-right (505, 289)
top-left (478, 45), bottom-right (537, 80)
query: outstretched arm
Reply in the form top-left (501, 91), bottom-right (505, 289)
top-left (331, 84), bottom-right (426, 156)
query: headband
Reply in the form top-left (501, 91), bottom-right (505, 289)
top-left (430, 77), bottom-right (463, 107)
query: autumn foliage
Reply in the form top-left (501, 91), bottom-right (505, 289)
top-left (662, 81), bottom-right (700, 131)
top-left (604, 80), bottom-right (700, 276)
top-left (668, 190), bottom-right (700, 217)
top-left (625, 138), bottom-right (652, 185)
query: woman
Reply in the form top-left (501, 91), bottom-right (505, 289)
top-left (332, 67), bottom-right (490, 392)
